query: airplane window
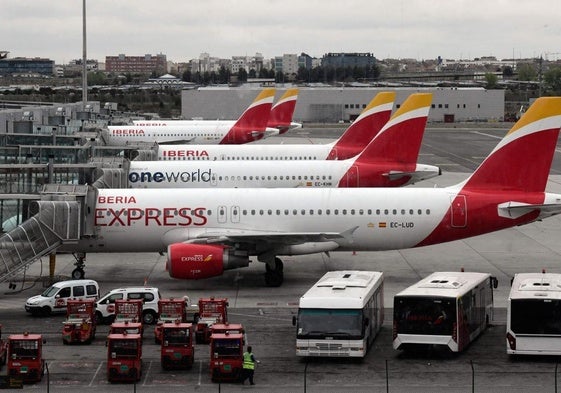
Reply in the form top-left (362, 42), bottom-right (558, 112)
top-left (318, 209), bottom-right (322, 215)
top-left (326, 209), bottom-right (330, 215)
top-left (392, 209), bottom-right (397, 215)
top-left (276, 210), bottom-right (280, 215)
top-left (342, 209), bottom-right (347, 215)
top-left (351, 209), bottom-right (356, 215)
top-left (401, 209), bottom-right (406, 215)
top-left (309, 210), bottom-right (313, 215)
top-left (237, 176), bottom-right (241, 181)
top-left (243, 176), bottom-right (247, 180)
top-left (284, 209), bottom-right (289, 215)
top-left (268, 210), bottom-right (272, 215)
top-left (304, 176), bottom-right (308, 180)
top-left (259, 210), bottom-right (264, 215)
top-left (219, 208), bottom-right (225, 216)
top-left (418, 209), bottom-right (422, 215)
top-left (225, 176), bottom-right (229, 181)
top-left (242, 210), bottom-right (247, 215)
top-left (207, 209), bottom-right (212, 216)
top-left (426, 209), bottom-right (431, 215)
top-left (267, 176), bottom-right (271, 180)
top-left (274, 176), bottom-right (277, 180)
top-left (249, 176), bottom-right (253, 180)
top-left (328, 176), bottom-right (332, 180)
top-left (359, 209), bottom-right (364, 215)
top-left (334, 209), bottom-right (339, 215)
top-left (293, 209), bottom-right (297, 215)
top-left (251, 209), bottom-right (256, 215)
top-left (298, 176), bottom-right (302, 180)
top-left (409, 209), bottom-right (414, 215)
top-left (322, 176), bottom-right (326, 180)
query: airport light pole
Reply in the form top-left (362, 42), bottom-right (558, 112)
top-left (82, 0), bottom-right (88, 110)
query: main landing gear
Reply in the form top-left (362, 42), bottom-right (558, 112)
top-left (264, 257), bottom-right (284, 287)
top-left (71, 253), bottom-right (86, 280)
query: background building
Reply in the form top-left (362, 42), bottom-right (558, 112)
top-left (105, 53), bottom-right (167, 74)
top-left (0, 57), bottom-right (55, 76)
top-left (181, 87), bottom-right (505, 123)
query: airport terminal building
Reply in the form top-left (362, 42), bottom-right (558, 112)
top-left (181, 87), bottom-right (505, 123)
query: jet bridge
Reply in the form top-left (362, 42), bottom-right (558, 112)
top-left (0, 184), bottom-right (96, 283)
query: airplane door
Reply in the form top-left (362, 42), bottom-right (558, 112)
top-left (218, 205), bottom-right (227, 224)
top-left (450, 195), bottom-right (467, 228)
top-left (345, 166), bottom-right (359, 187)
top-left (231, 206), bottom-right (240, 223)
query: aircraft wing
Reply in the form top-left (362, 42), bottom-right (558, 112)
top-left (158, 138), bottom-right (197, 145)
top-left (162, 226), bottom-right (359, 249)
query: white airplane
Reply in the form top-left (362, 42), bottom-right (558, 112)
top-left (126, 93), bottom-right (438, 189)
top-left (155, 91), bottom-right (395, 161)
top-left (134, 88), bottom-right (302, 134)
top-left (102, 88), bottom-right (278, 146)
top-left (71, 96), bottom-right (561, 286)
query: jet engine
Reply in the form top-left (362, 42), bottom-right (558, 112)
top-left (167, 243), bottom-right (249, 279)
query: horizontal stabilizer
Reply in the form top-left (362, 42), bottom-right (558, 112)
top-left (498, 201), bottom-right (561, 219)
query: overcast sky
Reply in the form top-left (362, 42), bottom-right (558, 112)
top-left (3, 1), bottom-right (561, 65)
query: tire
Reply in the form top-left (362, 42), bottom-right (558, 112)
top-left (142, 310), bottom-right (157, 325)
top-left (41, 306), bottom-right (52, 316)
top-left (71, 268), bottom-right (85, 280)
top-left (94, 311), bottom-right (104, 325)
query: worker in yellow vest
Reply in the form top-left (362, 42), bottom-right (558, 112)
top-left (241, 345), bottom-right (259, 385)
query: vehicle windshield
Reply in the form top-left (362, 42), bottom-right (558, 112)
top-left (511, 299), bottom-right (561, 335)
top-left (296, 308), bottom-right (363, 339)
top-left (212, 339), bottom-right (241, 357)
top-left (394, 296), bottom-right (456, 336)
top-left (41, 285), bottom-right (60, 297)
top-left (10, 340), bottom-right (39, 358)
top-left (163, 329), bottom-right (190, 344)
top-left (110, 340), bottom-right (139, 358)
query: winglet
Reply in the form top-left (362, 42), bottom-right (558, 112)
top-left (328, 91), bottom-right (395, 159)
top-left (221, 88), bottom-right (276, 144)
top-left (268, 88), bottom-right (299, 134)
top-left (354, 93), bottom-right (432, 164)
top-left (459, 97), bottom-right (561, 193)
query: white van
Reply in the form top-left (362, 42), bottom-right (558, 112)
top-left (25, 279), bottom-right (99, 316)
top-left (95, 287), bottom-right (161, 325)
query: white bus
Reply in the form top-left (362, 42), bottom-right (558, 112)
top-left (393, 271), bottom-right (496, 352)
top-left (293, 270), bottom-right (384, 357)
top-left (507, 272), bottom-right (561, 355)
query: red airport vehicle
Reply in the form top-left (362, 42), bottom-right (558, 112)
top-left (114, 299), bottom-right (144, 336)
top-left (195, 297), bottom-right (228, 344)
top-left (110, 320), bottom-right (142, 335)
top-left (106, 332), bottom-right (142, 383)
top-left (7, 332), bottom-right (45, 383)
top-left (0, 324), bottom-right (7, 368)
top-left (209, 332), bottom-right (244, 382)
top-left (160, 321), bottom-right (194, 370)
top-left (211, 322), bottom-right (245, 337)
top-left (154, 298), bottom-right (186, 344)
top-left (62, 299), bottom-right (96, 344)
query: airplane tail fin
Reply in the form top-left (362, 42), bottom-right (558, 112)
top-left (458, 97), bottom-right (561, 193)
top-left (328, 92), bottom-right (395, 159)
top-left (268, 88), bottom-right (299, 134)
top-left (353, 93), bottom-right (432, 165)
top-left (223, 88), bottom-right (276, 144)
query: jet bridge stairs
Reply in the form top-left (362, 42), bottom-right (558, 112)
top-left (0, 184), bottom-right (96, 283)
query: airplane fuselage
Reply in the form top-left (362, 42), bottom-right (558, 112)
top-left (70, 187), bottom-right (556, 255)
top-left (157, 143), bottom-right (338, 161)
top-left (104, 124), bottom-right (278, 146)
top-left (127, 160), bottom-right (440, 188)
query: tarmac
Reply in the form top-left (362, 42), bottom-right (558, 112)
top-left (0, 126), bottom-right (560, 392)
